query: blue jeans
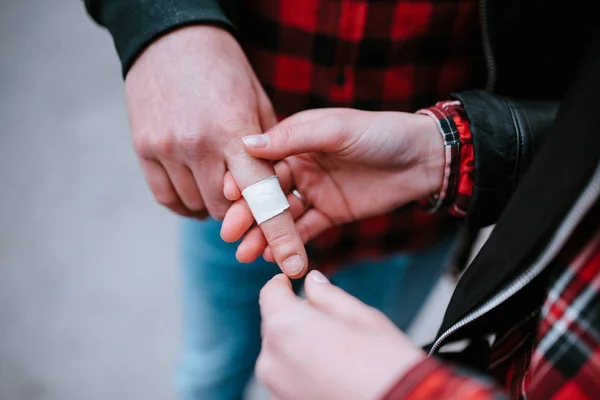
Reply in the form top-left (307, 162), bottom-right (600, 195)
top-left (176, 218), bottom-right (454, 400)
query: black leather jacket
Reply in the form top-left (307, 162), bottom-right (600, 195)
top-left (85, 0), bottom-right (597, 229)
top-left (432, 36), bottom-right (600, 367)
top-left (453, 0), bottom-right (597, 227)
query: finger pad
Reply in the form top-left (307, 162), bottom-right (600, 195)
top-left (221, 205), bottom-right (253, 242)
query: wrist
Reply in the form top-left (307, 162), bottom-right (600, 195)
top-left (127, 25), bottom-right (236, 79)
top-left (416, 101), bottom-right (470, 213)
top-left (370, 340), bottom-right (426, 400)
top-left (411, 114), bottom-right (445, 198)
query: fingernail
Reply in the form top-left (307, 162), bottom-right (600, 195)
top-left (225, 186), bottom-right (237, 199)
top-left (282, 254), bottom-right (304, 275)
top-left (310, 270), bottom-right (329, 283)
top-left (243, 134), bottom-right (268, 148)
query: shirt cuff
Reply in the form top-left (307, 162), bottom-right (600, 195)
top-left (417, 101), bottom-right (474, 217)
top-left (86, 0), bottom-right (235, 77)
top-left (381, 357), bottom-right (502, 399)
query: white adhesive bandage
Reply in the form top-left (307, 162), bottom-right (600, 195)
top-left (241, 176), bottom-right (290, 225)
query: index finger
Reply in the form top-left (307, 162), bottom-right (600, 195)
top-left (225, 127), bottom-right (308, 278)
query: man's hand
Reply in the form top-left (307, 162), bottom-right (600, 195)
top-left (220, 108), bottom-right (444, 263)
top-left (256, 273), bottom-right (425, 400)
top-left (125, 26), bottom-right (307, 277)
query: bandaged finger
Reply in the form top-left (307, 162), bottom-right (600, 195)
top-left (242, 176), bottom-right (290, 224)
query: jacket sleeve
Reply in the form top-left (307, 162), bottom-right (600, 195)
top-left (382, 357), bottom-right (508, 400)
top-left (451, 91), bottom-right (559, 228)
top-left (84, 0), bottom-right (235, 77)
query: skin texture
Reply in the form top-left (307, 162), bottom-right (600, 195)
top-left (257, 272), bottom-right (425, 400)
top-left (220, 108), bottom-right (444, 263)
top-left (124, 26), bottom-right (307, 277)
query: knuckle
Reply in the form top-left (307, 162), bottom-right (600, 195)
top-left (276, 125), bottom-right (294, 148)
top-left (327, 114), bottom-right (346, 132)
top-left (365, 307), bottom-right (389, 326)
top-left (265, 228), bottom-right (296, 255)
top-left (254, 353), bottom-right (273, 387)
top-left (185, 198), bottom-right (206, 213)
top-left (262, 315), bottom-right (293, 349)
top-left (222, 116), bottom-right (256, 137)
top-left (295, 220), bottom-right (310, 242)
top-left (132, 134), bottom-right (151, 157)
top-left (206, 198), bottom-right (231, 221)
top-left (223, 138), bottom-right (246, 160)
top-left (327, 116), bottom-right (349, 145)
top-left (178, 129), bottom-right (207, 156)
top-left (258, 284), bottom-right (270, 306)
top-left (153, 191), bottom-right (180, 209)
top-left (273, 123), bottom-right (306, 155)
top-left (209, 207), bottom-right (227, 221)
top-left (221, 117), bottom-right (260, 158)
top-left (368, 307), bottom-right (385, 320)
top-left (151, 134), bottom-right (176, 157)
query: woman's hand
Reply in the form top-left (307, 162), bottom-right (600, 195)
top-left (256, 272), bottom-right (425, 400)
top-left (220, 108), bottom-right (443, 263)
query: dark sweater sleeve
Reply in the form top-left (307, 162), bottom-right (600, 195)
top-left (84, 0), bottom-right (234, 77)
top-left (451, 91), bottom-right (559, 228)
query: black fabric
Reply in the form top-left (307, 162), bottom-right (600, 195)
top-left (436, 35), bottom-right (600, 341)
top-left (84, 0), bottom-right (234, 77)
top-left (437, 337), bottom-right (491, 373)
top-left (445, 0), bottom-right (596, 229)
top-left (84, 0), bottom-right (597, 89)
top-left (488, 0), bottom-right (597, 101)
top-left (454, 91), bottom-right (559, 228)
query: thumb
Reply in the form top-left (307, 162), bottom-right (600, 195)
top-left (304, 270), bottom-right (383, 326)
top-left (259, 274), bottom-right (300, 318)
top-left (242, 111), bottom-right (354, 160)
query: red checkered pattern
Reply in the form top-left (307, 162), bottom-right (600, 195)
top-left (231, 0), bottom-right (486, 269)
top-left (418, 101), bottom-right (474, 217)
top-left (452, 106), bottom-right (474, 216)
top-left (383, 201), bottom-right (600, 399)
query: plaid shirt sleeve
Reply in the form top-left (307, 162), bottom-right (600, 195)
top-left (417, 100), bottom-right (474, 218)
top-left (382, 357), bottom-right (508, 400)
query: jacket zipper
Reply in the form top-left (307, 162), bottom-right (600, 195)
top-left (479, 0), bottom-right (497, 92)
top-left (430, 163), bottom-right (600, 355)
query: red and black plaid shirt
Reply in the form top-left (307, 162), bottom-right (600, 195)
top-left (233, 0), bottom-right (486, 271)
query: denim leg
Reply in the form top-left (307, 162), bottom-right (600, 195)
top-left (330, 233), bottom-right (456, 330)
top-left (175, 218), bottom-right (279, 400)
